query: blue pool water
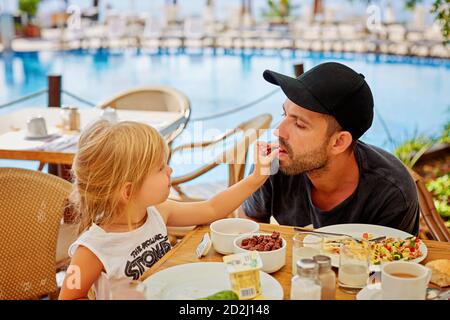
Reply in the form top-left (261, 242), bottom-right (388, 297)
top-left (0, 49), bottom-right (449, 182)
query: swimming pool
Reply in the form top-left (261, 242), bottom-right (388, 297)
top-left (0, 49), bottom-right (449, 181)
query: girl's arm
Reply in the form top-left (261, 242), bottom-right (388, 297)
top-left (157, 142), bottom-right (278, 226)
top-left (58, 246), bottom-right (104, 300)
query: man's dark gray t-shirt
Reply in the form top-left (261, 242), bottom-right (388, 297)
top-left (243, 141), bottom-right (420, 235)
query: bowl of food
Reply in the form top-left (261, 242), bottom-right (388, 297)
top-left (233, 231), bottom-right (287, 273)
top-left (209, 218), bottom-right (259, 255)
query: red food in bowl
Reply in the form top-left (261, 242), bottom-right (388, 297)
top-left (239, 231), bottom-right (283, 252)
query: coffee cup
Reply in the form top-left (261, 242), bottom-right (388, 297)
top-left (381, 261), bottom-right (432, 300)
top-left (26, 116), bottom-right (48, 138)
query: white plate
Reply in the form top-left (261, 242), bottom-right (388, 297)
top-left (141, 262), bottom-right (283, 300)
top-left (305, 224), bottom-right (428, 268)
top-left (356, 285), bottom-right (382, 300)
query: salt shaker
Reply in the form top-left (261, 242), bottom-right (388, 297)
top-left (61, 106), bottom-right (80, 131)
top-left (290, 258), bottom-right (322, 300)
top-left (314, 255), bottom-right (336, 300)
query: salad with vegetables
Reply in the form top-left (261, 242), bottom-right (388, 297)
top-left (323, 233), bottom-right (423, 264)
top-left (371, 236), bottom-right (422, 264)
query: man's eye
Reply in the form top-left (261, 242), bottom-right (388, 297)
top-left (296, 123), bottom-right (306, 129)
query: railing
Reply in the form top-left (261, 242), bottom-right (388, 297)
top-left (0, 89), bottom-right (48, 109)
top-left (189, 63), bottom-right (304, 124)
top-left (0, 88), bottom-right (96, 110)
top-left (0, 74), bottom-right (96, 176)
top-left (0, 63), bottom-right (304, 126)
top-left (0, 64), bottom-right (393, 139)
top-left (0, 75), bottom-right (96, 110)
top-left (190, 88), bottom-right (279, 122)
top-left (0, 64), bottom-right (397, 166)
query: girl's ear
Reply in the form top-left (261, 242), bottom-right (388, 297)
top-left (119, 182), bottom-right (133, 203)
top-left (330, 131), bottom-right (353, 155)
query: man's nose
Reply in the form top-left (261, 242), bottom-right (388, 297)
top-left (275, 118), bottom-right (288, 140)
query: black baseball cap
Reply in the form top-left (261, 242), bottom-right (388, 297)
top-left (263, 62), bottom-right (374, 140)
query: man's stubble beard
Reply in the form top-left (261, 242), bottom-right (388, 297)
top-left (278, 138), bottom-right (330, 176)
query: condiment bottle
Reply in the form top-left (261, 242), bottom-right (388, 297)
top-left (223, 251), bottom-right (263, 300)
top-left (290, 258), bottom-right (322, 300)
top-left (314, 255), bottom-right (336, 300)
top-left (61, 106), bottom-right (80, 131)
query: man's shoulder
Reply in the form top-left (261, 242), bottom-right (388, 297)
top-left (356, 141), bottom-right (417, 200)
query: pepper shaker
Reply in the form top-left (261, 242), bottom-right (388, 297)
top-left (61, 106), bottom-right (80, 131)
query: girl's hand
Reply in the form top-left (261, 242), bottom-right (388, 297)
top-left (160, 141), bottom-right (280, 226)
top-left (251, 141), bottom-right (279, 182)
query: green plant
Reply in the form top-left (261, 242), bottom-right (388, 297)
top-left (403, 0), bottom-right (450, 44)
top-left (404, 0), bottom-right (422, 10)
top-left (19, 0), bottom-right (40, 19)
top-left (264, 0), bottom-right (291, 18)
top-left (439, 120), bottom-right (450, 144)
top-left (431, 0), bottom-right (450, 44)
top-left (394, 135), bottom-right (434, 168)
top-left (394, 118), bottom-right (449, 168)
top-left (426, 174), bottom-right (450, 222)
top-left (394, 121), bottom-right (450, 227)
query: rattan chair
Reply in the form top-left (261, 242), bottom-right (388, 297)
top-left (170, 113), bottom-right (273, 200)
top-left (408, 168), bottom-right (450, 242)
top-left (0, 168), bottom-right (73, 299)
top-left (167, 114), bottom-right (272, 238)
top-left (96, 86), bottom-right (191, 145)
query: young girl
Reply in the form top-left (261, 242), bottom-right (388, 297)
top-left (59, 120), bottom-right (278, 300)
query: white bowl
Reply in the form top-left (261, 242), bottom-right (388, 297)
top-left (233, 232), bottom-right (287, 273)
top-left (209, 218), bottom-right (259, 255)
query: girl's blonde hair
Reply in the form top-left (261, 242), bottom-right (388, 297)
top-left (70, 120), bottom-right (169, 235)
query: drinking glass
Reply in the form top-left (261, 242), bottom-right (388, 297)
top-left (338, 240), bottom-right (370, 293)
top-left (292, 233), bottom-right (323, 275)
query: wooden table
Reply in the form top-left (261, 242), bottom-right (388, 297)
top-left (141, 223), bottom-right (450, 300)
top-left (0, 107), bottom-right (186, 165)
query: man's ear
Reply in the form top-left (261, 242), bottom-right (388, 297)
top-left (119, 182), bottom-right (133, 203)
top-left (330, 131), bottom-right (353, 155)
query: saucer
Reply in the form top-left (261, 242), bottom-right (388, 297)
top-left (357, 285), bottom-right (444, 300)
top-left (24, 133), bottom-right (59, 140)
top-left (356, 285), bottom-right (382, 300)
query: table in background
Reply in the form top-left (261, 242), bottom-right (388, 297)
top-left (0, 107), bottom-right (185, 165)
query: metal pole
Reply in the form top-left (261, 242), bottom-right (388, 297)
top-left (48, 74), bottom-right (62, 108)
top-left (47, 74), bottom-right (62, 176)
top-left (294, 63), bottom-right (304, 77)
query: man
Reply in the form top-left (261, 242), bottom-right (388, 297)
top-left (239, 62), bottom-right (420, 235)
